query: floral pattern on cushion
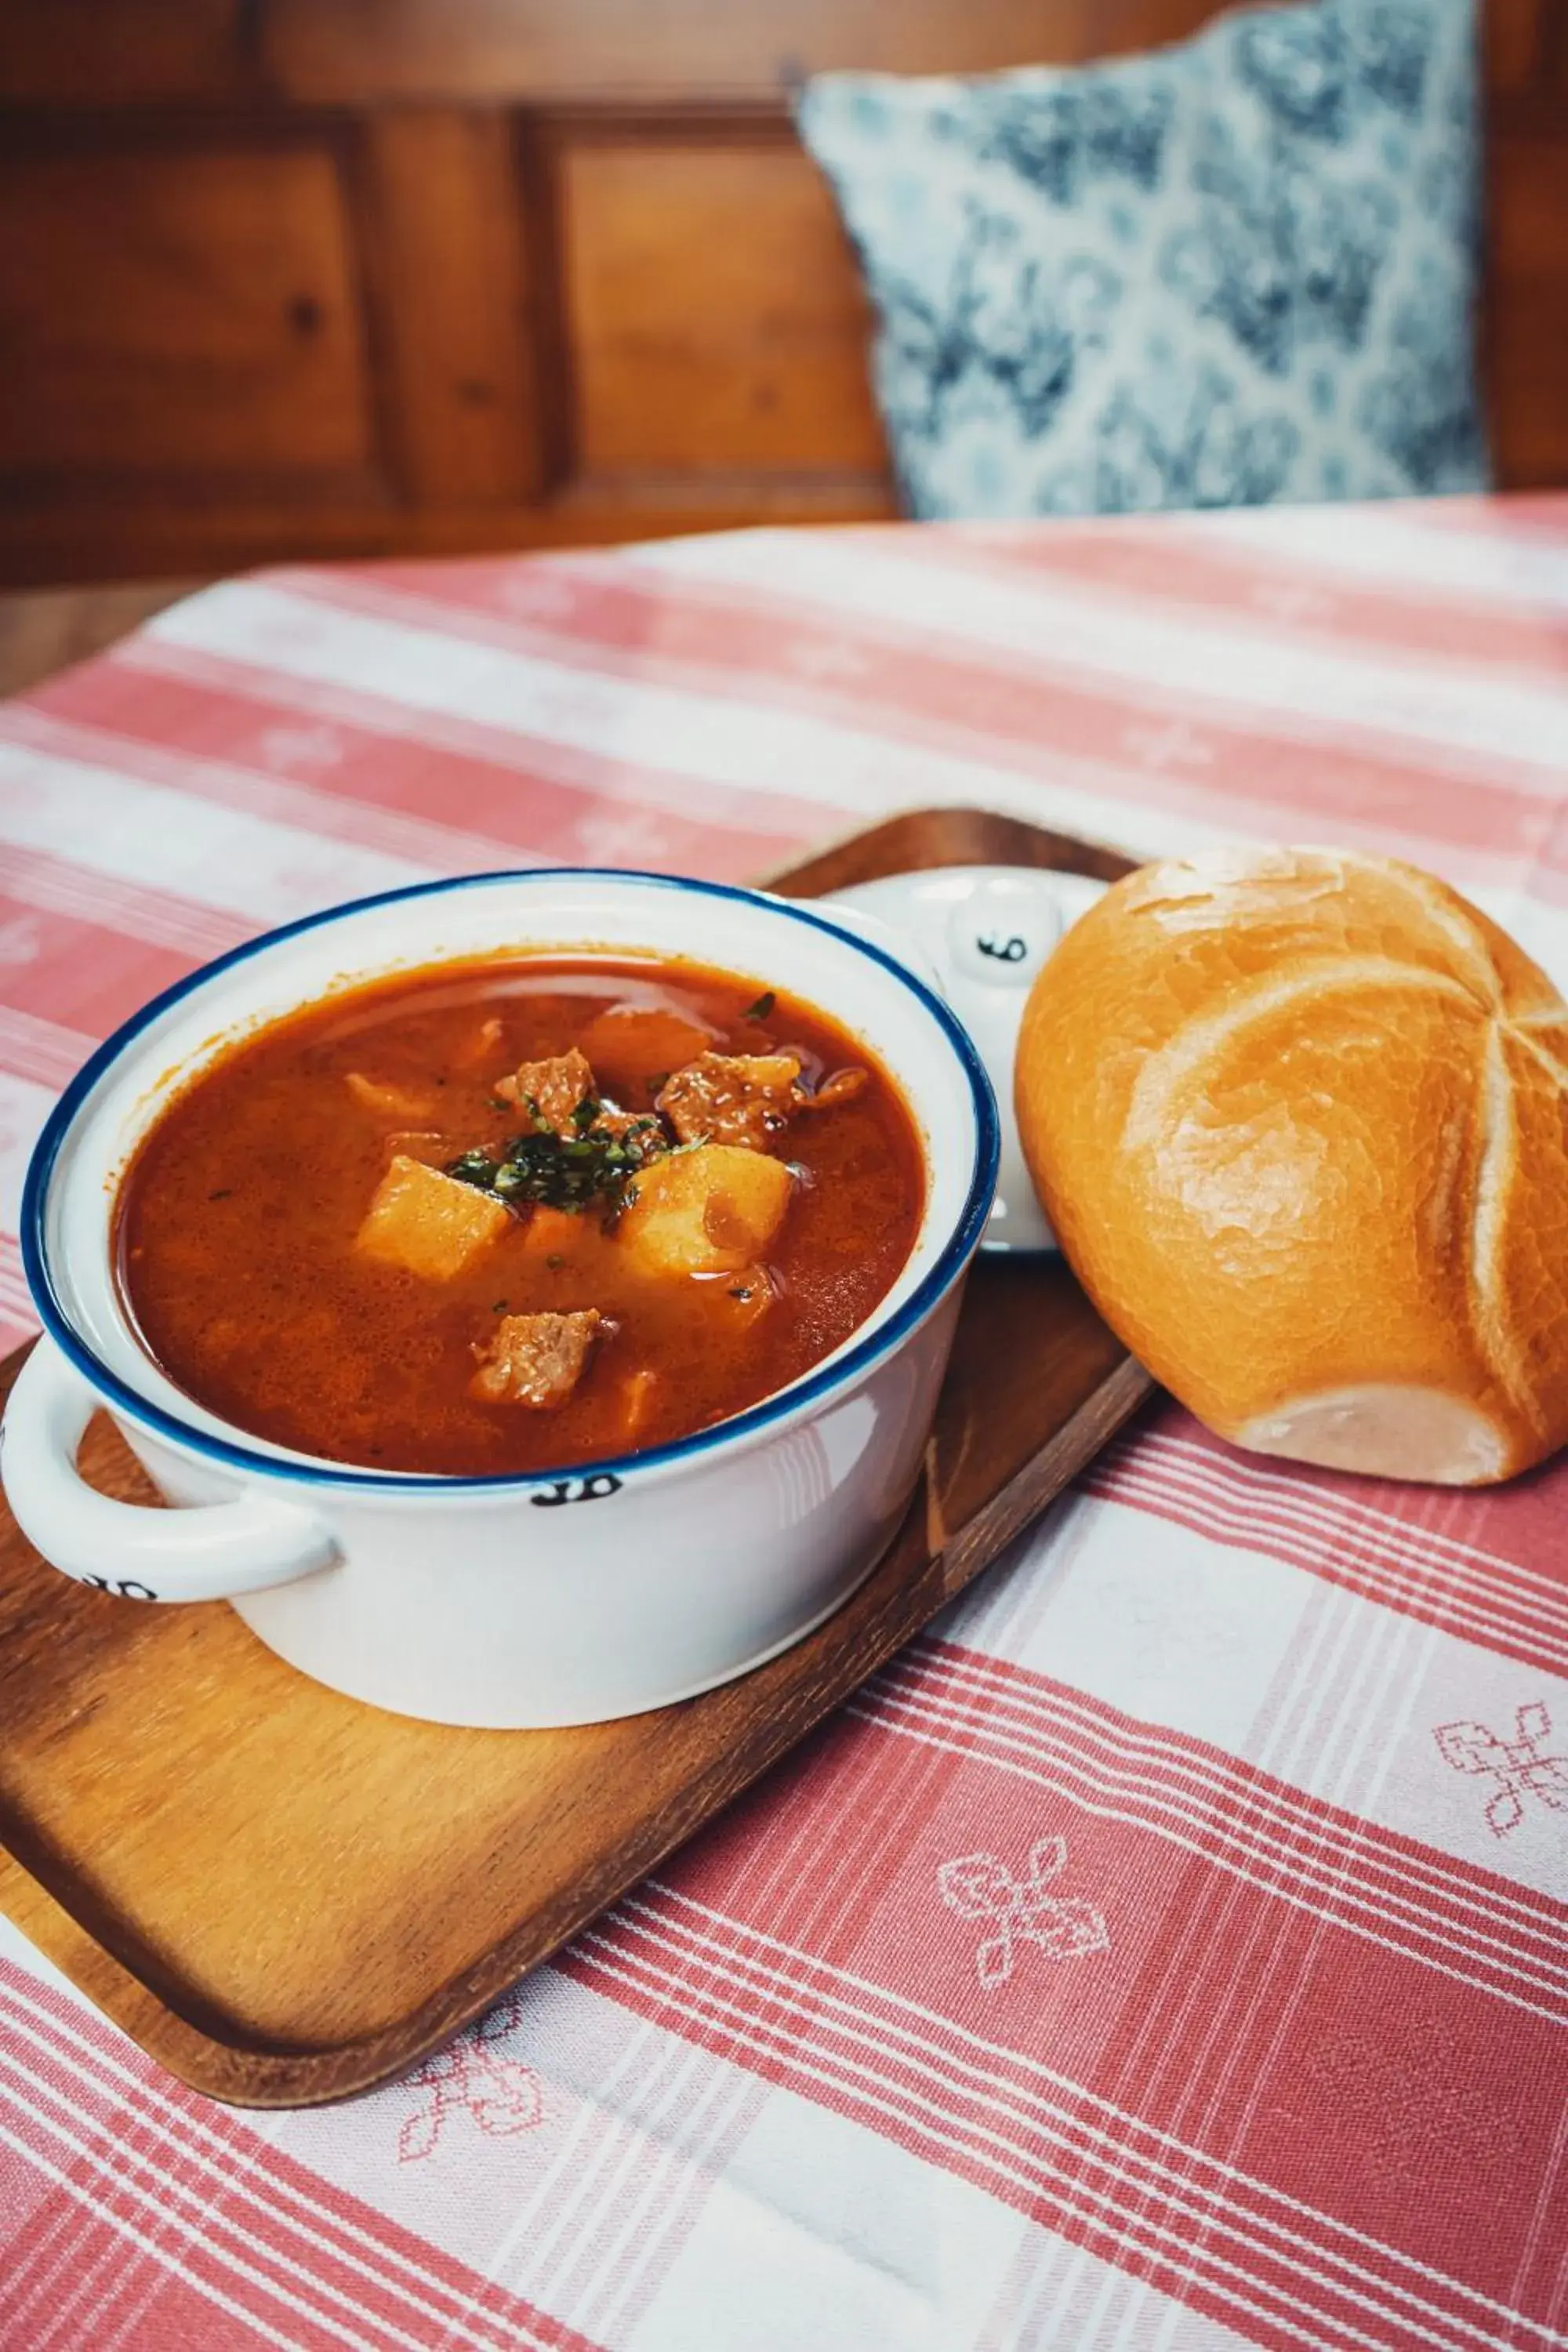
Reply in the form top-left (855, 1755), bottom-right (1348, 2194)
top-left (797, 0), bottom-right (1487, 519)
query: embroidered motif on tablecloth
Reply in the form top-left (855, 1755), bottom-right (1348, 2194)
top-left (1433, 1702), bottom-right (1568, 1838)
top-left (256, 724), bottom-right (347, 771)
top-left (396, 1994), bottom-right (546, 2161)
top-left (936, 1832), bottom-right (1109, 1988)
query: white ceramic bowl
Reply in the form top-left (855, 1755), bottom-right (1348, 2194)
top-left (3, 870), bottom-right (998, 1728)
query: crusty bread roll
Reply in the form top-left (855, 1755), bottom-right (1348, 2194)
top-left (1015, 845), bottom-right (1568, 1485)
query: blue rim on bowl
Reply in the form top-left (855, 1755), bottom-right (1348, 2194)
top-left (21, 869), bottom-right (1002, 1494)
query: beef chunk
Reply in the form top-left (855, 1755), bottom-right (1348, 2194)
top-left (591, 1106), bottom-right (672, 1159)
top-left (470, 1308), bottom-right (611, 1407)
top-left (495, 1047), bottom-right (595, 1134)
top-left (656, 1053), bottom-right (802, 1150)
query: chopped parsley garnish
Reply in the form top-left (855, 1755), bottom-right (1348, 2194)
top-left (448, 1112), bottom-right (670, 1216)
top-left (742, 991), bottom-right (775, 1022)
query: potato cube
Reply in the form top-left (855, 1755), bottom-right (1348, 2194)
top-left (617, 1144), bottom-right (793, 1277)
top-left (576, 1006), bottom-right (716, 1088)
top-left (356, 1155), bottom-right (510, 1279)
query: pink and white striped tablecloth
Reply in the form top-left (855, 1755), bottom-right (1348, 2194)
top-left (3, 497), bottom-right (1568, 2352)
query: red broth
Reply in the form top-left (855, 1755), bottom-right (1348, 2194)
top-left (114, 956), bottom-right (926, 1475)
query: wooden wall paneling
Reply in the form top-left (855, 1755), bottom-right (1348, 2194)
top-left (556, 109), bottom-right (888, 495)
top-left (514, 109), bottom-right (579, 500)
top-left (1485, 122), bottom-right (1568, 492)
top-left (356, 109), bottom-right (540, 506)
top-left (263, 0), bottom-right (1228, 107)
top-left (2, 0), bottom-right (1566, 589)
top-left (0, 0), bottom-right (1232, 109)
top-left (1486, 0), bottom-right (1549, 88)
top-left (0, 2), bottom-right (255, 107)
top-left (0, 124), bottom-right (380, 499)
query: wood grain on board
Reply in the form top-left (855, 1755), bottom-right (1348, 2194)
top-left (2, 0), bottom-right (1565, 585)
top-left (0, 808), bottom-right (1153, 2107)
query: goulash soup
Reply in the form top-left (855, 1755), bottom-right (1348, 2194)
top-left (115, 956), bottom-right (926, 1476)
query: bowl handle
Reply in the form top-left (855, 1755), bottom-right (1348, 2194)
top-left (1, 1337), bottom-right (339, 1604)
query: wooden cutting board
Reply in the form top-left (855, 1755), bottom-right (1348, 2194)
top-left (0, 807), bottom-right (1152, 2107)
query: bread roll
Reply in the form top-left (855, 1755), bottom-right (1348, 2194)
top-left (1014, 846), bottom-right (1568, 1485)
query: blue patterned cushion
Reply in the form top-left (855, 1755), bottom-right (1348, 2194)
top-left (797, 1), bottom-right (1488, 518)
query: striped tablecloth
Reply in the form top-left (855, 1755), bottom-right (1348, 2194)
top-left (3, 497), bottom-right (1568, 2352)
